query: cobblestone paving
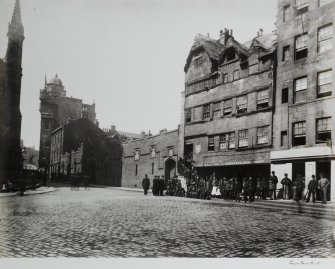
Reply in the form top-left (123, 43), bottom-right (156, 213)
top-left (0, 188), bottom-right (334, 257)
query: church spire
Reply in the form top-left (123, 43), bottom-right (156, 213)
top-left (8, 0), bottom-right (24, 40)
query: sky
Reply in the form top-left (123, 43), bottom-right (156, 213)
top-left (0, 0), bottom-right (277, 149)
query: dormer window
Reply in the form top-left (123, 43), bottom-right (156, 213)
top-left (194, 55), bottom-right (202, 67)
top-left (227, 50), bottom-right (236, 61)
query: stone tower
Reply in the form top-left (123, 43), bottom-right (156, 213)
top-left (0, 0), bottom-right (25, 183)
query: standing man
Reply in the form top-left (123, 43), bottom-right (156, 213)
top-left (306, 175), bottom-right (317, 203)
top-left (269, 171), bottom-right (278, 200)
top-left (295, 175), bottom-right (305, 213)
top-left (318, 173), bottom-right (330, 204)
top-left (281, 173), bottom-right (292, 200)
top-left (142, 174), bottom-right (150, 195)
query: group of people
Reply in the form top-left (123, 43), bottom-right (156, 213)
top-left (141, 174), bottom-right (165, 196)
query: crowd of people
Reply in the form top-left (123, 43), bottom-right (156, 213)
top-left (141, 158), bottom-right (331, 205)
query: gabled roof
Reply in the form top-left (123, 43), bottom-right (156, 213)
top-left (184, 34), bottom-right (224, 72)
top-left (243, 31), bottom-right (277, 50)
top-left (218, 37), bottom-right (249, 64)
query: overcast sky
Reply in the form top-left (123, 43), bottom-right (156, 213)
top-left (0, 0), bottom-right (277, 148)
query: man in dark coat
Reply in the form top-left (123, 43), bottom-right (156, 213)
top-left (281, 173), bottom-right (291, 200)
top-left (152, 176), bottom-right (158, 196)
top-left (159, 176), bottom-right (165, 196)
top-left (269, 171), bottom-right (278, 200)
top-left (306, 175), bottom-right (317, 203)
top-left (142, 174), bottom-right (150, 195)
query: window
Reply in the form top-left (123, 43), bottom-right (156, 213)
top-left (233, 70), bottom-right (240, 80)
top-left (237, 95), bottom-right (248, 114)
top-left (224, 99), bottom-right (233, 115)
top-left (168, 147), bottom-right (174, 156)
top-left (316, 117), bottom-right (331, 143)
top-left (294, 77), bottom-right (307, 103)
top-left (44, 120), bottom-right (50, 130)
top-left (213, 102), bottom-right (221, 118)
top-left (319, 0), bottom-right (333, 7)
top-left (220, 132), bottom-right (235, 150)
top-left (249, 63), bottom-right (258, 75)
top-left (208, 136), bottom-right (215, 151)
top-left (257, 126), bottom-right (269, 145)
top-left (282, 88), bottom-right (289, 103)
top-left (295, 33), bottom-right (308, 60)
top-left (295, 0), bottom-right (308, 15)
top-left (203, 104), bottom-right (210, 120)
top-left (223, 73), bottom-right (228, 84)
top-left (238, 130), bottom-right (248, 148)
top-left (134, 150), bottom-right (140, 161)
top-left (281, 131), bottom-right (288, 147)
top-left (318, 69), bottom-right (332, 97)
top-left (282, 46), bottom-right (290, 61)
top-left (257, 89), bottom-right (269, 109)
top-left (185, 109), bottom-right (192, 123)
top-left (227, 51), bottom-right (236, 61)
top-left (194, 55), bottom-right (202, 66)
top-left (318, 24), bottom-right (333, 53)
top-left (135, 164), bottom-right (138, 176)
top-left (293, 121), bottom-right (306, 146)
top-left (283, 5), bottom-right (290, 22)
top-left (150, 147), bottom-right (156, 158)
top-left (151, 163), bottom-right (154, 175)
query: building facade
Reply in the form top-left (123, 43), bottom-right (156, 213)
top-left (271, 0), bottom-right (335, 201)
top-left (0, 0), bottom-right (25, 184)
top-left (122, 128), bottom-right (181, 188)
top-left (182, 30), bottom-right (277, 179)
top-left (49, 118), bottom-right (122, 186)
top-left (39, 74), bottom-right (96, 174)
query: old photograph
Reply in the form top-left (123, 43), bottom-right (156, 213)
top-left (0, 0), bottom-right (335, 264)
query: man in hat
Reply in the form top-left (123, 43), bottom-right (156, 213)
top-left (306, 175), bottom-right (317, 203)
top-left (142, 174), bottom-right (150, 195)
top-left (318, 173), bottom-right (330, 204)
top-left (281, 173), bottom-right (291, 200)
top-left (269, 171), bottom-right (278, 200)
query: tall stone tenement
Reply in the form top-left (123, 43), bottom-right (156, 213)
top-left (0, 0), bottom-right (25, 184)
top-left (38, 74), bottom-right (96, 175)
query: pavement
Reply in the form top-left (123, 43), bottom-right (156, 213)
top-left (0, 187), bottom-right (334, 258)
top-left (0, 186), bottom-right (56, 198)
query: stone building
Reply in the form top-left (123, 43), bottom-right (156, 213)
top-left (122, 128), bottom-right (182, 188)
top-left (49, 118), bottom-right (122, 186)
top-left (182, 29), bottom-right (277, 179)
top-left (0, 0), bottom-right (25, 184)
top-left (271, 0), bottom-right (335, 201)
top-left (39, 74), bottom-right (96, 174)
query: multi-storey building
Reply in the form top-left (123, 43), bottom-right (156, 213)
top-left (49, 118), bottom-right (123, 186)
top-left (183, 29), bottom-right (277, 179)
top-left (122, 128), bottom-right (182, 188)
top-left (271, 0), bottom-right (335, 201)
top-left (39, 74), bottom-right (96, 174)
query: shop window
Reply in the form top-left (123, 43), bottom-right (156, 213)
top-left (295, 0), bottom-right (308, 16)
top-left (257, 126), bottom-right (269, 145)
top-left (281, 131), bottom-right (288, 147)
top-left (317, 69), bottom-right (332, 98)
top-left (282, 46), bottom-right (290, 61)
top-left (203, 104), bottom-right (210, 120)
top-left (238, 130), bottom-right (248, 148)
top-left (223, 99), bottom-right (233, 115)
top-left (213, 102), bottom-right (221, 118)
top-left (295, 33), bottom-right (308, 60)
top-left (319, 0), bottom-right (333, 7)
top-left (316, 117), bottom-right (331, 143)
top-left (282, 88), bottom-right (289, 103)
top-left (208, 136), bottom-right (215, 151)
top-left (233, 70), bottom-right (240, 80)
top-left (223, 73), bottom-right (228, 84)
top-left (185, 109), bottom-right (192, 123)
top-left (283, 5), bottom-right (290, 22)
top-left (257, 89), bottom-right (269, 109)
top-left (249, 63), bottom-right (258, 75)
top-left (318, 24), bottom-right (333, 53)
top-left (237, 95), bottom-right (248, 114)
top-left (294, 77), bottom-right (307, 103)
top-left (293, 121), bottom-right (306, 146)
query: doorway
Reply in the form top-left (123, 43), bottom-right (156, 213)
top-left (165, 158), bottom-right (176, 180)
top-left (316, 161), bottom-right (331, 201)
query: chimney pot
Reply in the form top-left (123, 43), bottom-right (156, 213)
top-left (230, 29), bottom-right (233, 36)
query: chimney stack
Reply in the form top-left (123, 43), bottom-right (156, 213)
top-left (259, 28), bottom-right (263, 36)
top-left (111, 125), bottom-right (116, 131)
top-left (207, 33), bottom-right (210, 38)
top-left (219, 28), bottom-right (231, 45)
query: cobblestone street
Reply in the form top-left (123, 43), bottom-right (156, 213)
top-left (0, 187), bottom-right (334, 258)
